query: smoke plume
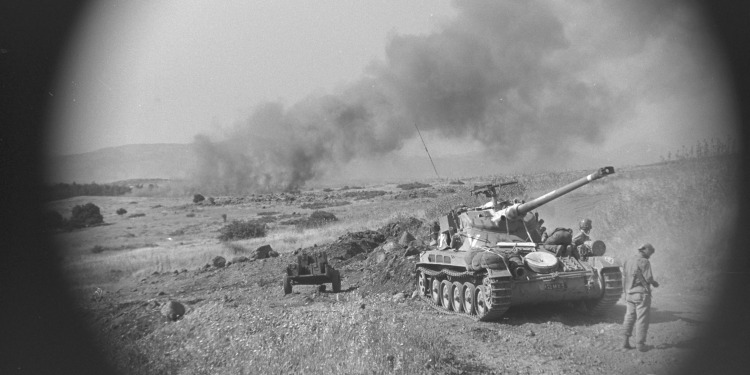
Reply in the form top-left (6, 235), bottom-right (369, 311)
top-left (191, 1), bottom-right (649, 193)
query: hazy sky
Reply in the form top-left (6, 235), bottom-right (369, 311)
top-left (49, 0), bottom-right (455, 154)
top-left (47, 0), bottom-right (738, 186)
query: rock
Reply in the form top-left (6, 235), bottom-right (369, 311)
top-left (269, 250), bottom-right (279, 257)
top-left (254, 244), bottom-right (273, 259)
top-left (381, 241), bottom-right (399, 253)
top-left (172, 270), bottom-right (179, 275)
top-left (392, 292), bottom-right (405, 302)
top-left (360, 303), bottom-right (366, 309)
top-left (527, 330), bottom-right (535, 337)
top-left (403, 246), bottom-right (421, 257)
top-left (231, 256), bottom-right (250, 263)
top-left (373, 250), bottom-right (387, 264)
top-left (161, 300), bottom-right (185, 321)
top-left (212, 256), bottom-right (226, 268)
top-left (225, 261), bottom-right (232, 267)
top-left (181, 269), bottom-right (188, 273)
top-left (398, 231), bottom-right (416, 246)
top-left (157, 291), bottom-right (166, 296)
top-left (411, 290), bottom-right (420, 299)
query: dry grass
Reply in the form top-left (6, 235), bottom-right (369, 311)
top-left (107, 298), bottom-right (459, 374)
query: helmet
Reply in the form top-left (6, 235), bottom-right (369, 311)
top-left (638, 243), bottom-right (655, 252)
top-left (579, 218), bottom-right (592, 231)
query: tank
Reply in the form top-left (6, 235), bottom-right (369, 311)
top-left (416, 166), bottom-right (622, 321)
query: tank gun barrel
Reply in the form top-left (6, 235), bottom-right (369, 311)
top-left (492, 166), bottom-right (615, 222)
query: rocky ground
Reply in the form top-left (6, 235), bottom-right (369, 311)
top-left (77, 217), bottom-right (709, 374)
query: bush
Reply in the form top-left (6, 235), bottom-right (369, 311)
top-left (193, 194), bottom-right (205, 203)
top-left (218, 220), bottom-right (266, 241)
top-left (116, 208), bottom-right (127, 215)
top-left (309, 210), bottom-right (337, 222)
top-left (69, 203), bottom-right (103, 228)
top-left (396, 182), bottom-right (431, 190)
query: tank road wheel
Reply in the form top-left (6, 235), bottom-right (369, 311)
top-left (283, 275), bottom-right (292, 295)
top-left (463, 282), bottom-right (476, 315)
top-left (474, 285), bottom-right (490, 319)
top-left (331, 270), bottom-right (341, 293)
top-left (441, 280), bottom-right (454, 311)
top-left (431, 278), bottom-right (442, 306)
top-left (418, 271), bottom-right (429, 296)
top-left (451, 281), bottom-right (464, 313)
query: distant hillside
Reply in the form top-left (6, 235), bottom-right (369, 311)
top-left (44, 139), bottom-right (670, 185)
top-left (47, 143), bottom-right (196, 184)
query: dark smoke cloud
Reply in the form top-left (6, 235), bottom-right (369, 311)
top-left (191, 0), bottom-right (659, 193)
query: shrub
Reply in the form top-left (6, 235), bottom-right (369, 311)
top-left (91, 245), bottom-right (105, 254)
top-left (218, 220), bottom-right (266, 241)
top-left (128, 213), bottom-right (146, 218)
top-left (309, 210), bottom-right (337, 222)
top-left (116, 208), bottom-right (127, 215)
top-left (396, 182), bottom-right (431, 190)
top-left (186, 213), bottom-right (195, 218)
top-left (69, 203), bottom-right (103, 228)
top-left (193, 194), bottom-right (205, 203)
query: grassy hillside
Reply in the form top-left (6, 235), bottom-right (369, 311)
top-left (51, 156), bottom-right (738, 374)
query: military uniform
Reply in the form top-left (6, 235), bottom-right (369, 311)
top-left (622, 244), bottom-right (658, 351)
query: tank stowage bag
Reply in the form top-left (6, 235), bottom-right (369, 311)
top-left (544, 228), bottom-right (572, 246)
top-left (464, 250), bottom-right (481, 270)
top-left (524, 251), bottom-right (559, 274)
top-left (481, 252), bottom-right (505, 270)
top-left (464, 250), bottom-right (505, 271)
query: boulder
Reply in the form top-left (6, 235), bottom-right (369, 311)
top-left (253, 244), bottom-right (273, 259)
top-left (381, 241), bottom-right (399, 253)
top-left (392, 292), bottom-right (405, 302)
top-left (161, 300), bottom-right (185, 321)
top-left (212, 256), bottom-right (226, 268)
top-left (398, 231), bottom-right (416, 246)
top-left (403, 246), bottom-right (421, 257)
top-left (373, 250), bottom-right (388, 264)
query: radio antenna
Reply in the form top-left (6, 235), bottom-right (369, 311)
top-left (413, 122), bottom-right (440, 179)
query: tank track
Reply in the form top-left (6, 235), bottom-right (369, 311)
top-left (585, 268), bottom-right (623, 315)
top-left (417, 266), bottom-right (512, 322)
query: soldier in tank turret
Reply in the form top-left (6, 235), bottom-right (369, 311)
top-left (571, 218), bottom-right (592, 259)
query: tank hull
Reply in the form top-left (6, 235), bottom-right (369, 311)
top-left (416, 247), bottom-right (622, 321)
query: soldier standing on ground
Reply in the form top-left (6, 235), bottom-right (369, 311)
top-left (622, 243), bottom-right (660, 352)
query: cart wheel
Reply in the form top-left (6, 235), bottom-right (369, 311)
top-left (331, 270), bottom-right (341, 292)
top-left (283, 275), bottom-right (292, 295)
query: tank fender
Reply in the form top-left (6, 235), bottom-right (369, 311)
top-left (590, 255), bottom-right (620, 270)
top-left (487, 268), bottom-right (512, 278)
